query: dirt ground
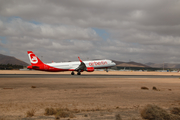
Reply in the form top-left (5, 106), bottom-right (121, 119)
top-left (0, 71), bottom-right (180, 120)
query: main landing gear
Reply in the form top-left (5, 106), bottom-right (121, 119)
top-left (71, 71), bottom-right (81, 75)
top-left (77, 72), bottom-right (81, 75)
top-left (71, 71), bottom-right (74, 75)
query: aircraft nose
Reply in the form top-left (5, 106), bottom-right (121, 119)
top-left (112, 62), bottom-right (116, 66)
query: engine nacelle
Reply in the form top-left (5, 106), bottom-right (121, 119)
top-left (27, 65), bottom-right (40, 70)
top-left (27, 65), bottom-right (32, 69)
top-left (86, 67), bottom-right (94, 72)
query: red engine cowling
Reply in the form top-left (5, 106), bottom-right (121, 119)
top-left (86, 67), bottom-right (94, 72)
top-left (27, 65), bottom-right (32, 69)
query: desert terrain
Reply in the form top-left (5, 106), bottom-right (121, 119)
top-left (1, 70), bottom-right (180, 75)
top-left (0, 70), bottom-right (180, 120)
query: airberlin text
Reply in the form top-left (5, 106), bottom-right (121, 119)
top-left (89, 61), bottom-right (107, 66)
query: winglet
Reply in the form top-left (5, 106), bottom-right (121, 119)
top-left (78, 57), bottom-right (82, 62)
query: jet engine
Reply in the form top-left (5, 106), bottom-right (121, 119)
top-left (86, 67), bottom-right (94, 72)
top-left (27, 65), bottom-right (32, 69)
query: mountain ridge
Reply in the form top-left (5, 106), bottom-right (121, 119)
top-left (0, 54), bottom-right (29, 66)
top-left (1, 53), bottom-right (180, 68)
top-left (145, 62), bottom-right (180, 68)
top-left (112, 60), bottom-right (151, 68)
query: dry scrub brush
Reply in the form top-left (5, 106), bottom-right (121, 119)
top-left (0, 117), bottom-right (7, 120)
top-left (44, 107), bottom-right (56, 115)
top-left (44, 107), bottom-right (75, 119)
top-left (31, 86), bottom-right (36, 88)
top-left (26, 109), bottom-right (36, 117)
top-left (141, 104), bottom-right (170, 120)
top-left (115, 114), bottom-right (122, 120)
top-left (141, 86), bottom-right (149, 90)
top-left (140, 104), bottom-right (180, 120)
top-left (170, 107), bottom-right (180, 116)
top-left (55, 110), bottom-right (75, 119)
top-left (152, 86), bottom-right (160, 91)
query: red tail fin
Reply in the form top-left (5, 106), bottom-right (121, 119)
top-left (27, 51), bottom-right (44, 65)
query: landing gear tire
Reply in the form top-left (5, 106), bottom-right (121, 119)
top-left (71, 71), bottom-right (74, 75)
top-left (77, 72), bottom-right (81, 75)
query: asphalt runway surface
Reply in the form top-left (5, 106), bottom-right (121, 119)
top-left (0, 74), bottom-right (180, 78)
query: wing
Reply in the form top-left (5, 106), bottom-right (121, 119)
top-left (75, 57), bottom-right (87, 71)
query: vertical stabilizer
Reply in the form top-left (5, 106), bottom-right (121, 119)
top-left (27, 51), bottom-right (44, 65)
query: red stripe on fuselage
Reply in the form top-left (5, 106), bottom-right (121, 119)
top-left (29, 64), bottom-right (75, 72)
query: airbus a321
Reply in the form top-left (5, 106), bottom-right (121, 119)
top-left (27, 51), bottom-right (116, 75)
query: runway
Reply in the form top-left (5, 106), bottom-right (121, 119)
top-left (0, 74), bottom-right (180, 78)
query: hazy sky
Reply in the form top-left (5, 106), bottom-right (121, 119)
top-left (0, 0), bottom-right (180, 64)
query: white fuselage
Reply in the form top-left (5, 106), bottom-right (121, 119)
top-left (46, 59), bottom-right (115, 70)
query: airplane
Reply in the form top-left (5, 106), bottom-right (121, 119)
top-left (27, 51), bottom-right (116, 75)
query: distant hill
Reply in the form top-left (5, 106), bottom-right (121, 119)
top-left (111, 60), bottom-right (124, 65)
top-left (145, 62), bottom-right (180, 68)
top-left (0, 54), bottom-right (29, 66)
top-left (112, 60), bottom-right (151, 68)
